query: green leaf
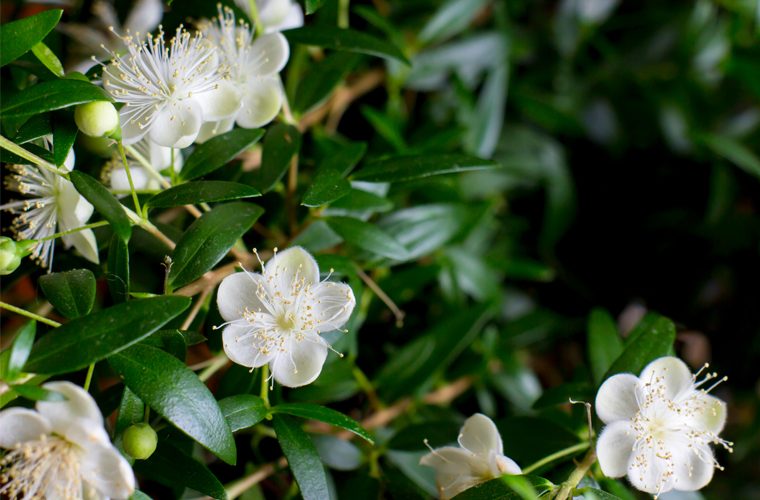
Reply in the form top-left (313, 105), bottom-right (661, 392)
top-left (110, 344), bottom-right (236, 465)
top-left (283, 26), bottom-right (409, 64)
top-left (313, 435), bottom-right (363, 471)
top-left (328, 188), bottom-right (393, 213)
top-left (305, 0), bottom-right (325, 14)
top-left (116, 386), bottom-right (144, 435)
top-left (219, 394), bottom-right (268, 432)
top-left (0, 79), bottom-right (111, 117)
top-left (141, 329), bottom-right (187, 361)
top-left (272, 414), bottom-right (330, 500)
top-left (52, 117), bottom-right (78, 167)
top-left (465, 63), bottom-right (508, 158)
top-left (107, 234), bottom-right (130, 304)
top-left (419, 0), bottom-right (490, 45)
top-left (302, 142), bottom-right (367, 207)
top-left (452, 475), bottom-right (554, 500)
top-left (24, 296), bottom-right (190, 375)
top-left (272, 403), bottom-right (374, 444)
top-left (580, 488), bottom-right (622, 500)
top-left (69, 170), bottom-right (132, 243)
top-left (294, 52), bottom-right (361, 113)
top-left (38, 269), bottom-right (96, 319)
top-left (603, 316), bottom-right (676, 380)
top-left (587, 309), bottom-right (623, 385)
top-left (135, 440), bottom-right (227, 499)
top-left (7, 321), bottom-right (36, 379)
top-left (325, 216), bottom-right (410, 260)
top-left (702, 133), bottom-right (760, 180)
top-left (249, 124), bottom-right (301, 193)
top-left (168, 202), bottom-right (264, 288)
top-left (0, 10), bottom-right (62, 67)
top-left (353, 154), bottom-right (499, 183)
top-left (180, 128), bottom-right (264, 180)
top-left (31, 41), bottom-right (64, 77)
top-left (361, 107), bottom-right (407, 153)
top-left (14, 113), bottom-right (51, 144)
top-left (12, 384), bottom-right (67, 402)
top-left (146, 181), bottom-right (260, 208)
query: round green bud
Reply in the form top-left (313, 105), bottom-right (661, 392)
top-left (74, 101), bottom-right (119, 138)
top-left (0, 237), bottom-right (35, 276)
top-left (122, 423), bottom-right (158, 460)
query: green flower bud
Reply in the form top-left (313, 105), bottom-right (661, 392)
top-left (122, 423), bottom-right (158, 460)
top-left (74, 101), bottom-right (120, 138)
top-left (0, 237), bottom-right (35, 276)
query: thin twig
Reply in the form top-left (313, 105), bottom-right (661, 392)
top-left (356, 267), bottom-right (405, 327)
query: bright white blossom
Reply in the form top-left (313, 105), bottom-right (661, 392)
top-left (420, 413), bottom-right (522, 499)
top-left (0, 139), bottom-right (98, 269)
top-left (102, 25), bottom-right (238, 148)
top-left (216, 246), bottom-right (355, 387)
top-left (234, 0), bottom-right (304, 33)
top-left (595, 356), bottom-right (731, 496)
top-left (0, 381), bottom-right (135, 499)
top-left (196, 7), bottom-right (289, 142)
top-left (109, 137), bottom-right (183, 192)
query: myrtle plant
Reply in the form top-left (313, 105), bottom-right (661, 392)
top-left (1, 1), bottom-right (754, 499)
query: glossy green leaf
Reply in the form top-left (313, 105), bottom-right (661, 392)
top-left (12, 384), bottom-right (67, 402)
top-left (295, 52), bottom-right (361, 113)
top-left (587, 308), bottom-right (623, 385)
top-left (361, 107), bottom-right (406, 152)
top-left (168, 202), bottom-right (264, 288)
top-left (702, 133), bottom-right (760, 180)
top-left (453, 475), bottom-right (554, 499)
top-left (31, 41), bottom-right (64, 77)
top-left (325, 216), bottom-right (410, 260)
top-left (39, 269), bottom-right (96, 319)
top-left (70, 170), bottom-right (132, 243)
top-left (305, 0), bottom-right (325, 14)
top-left (146, 181), bottom-right (260, 208)
top-left (6, 321), bottom-right (36, 379)
top-left (328, 188), bottom-right (393, 213)
top-left (419, 0), bottom-right (490, 45)
top-left (604, 315), bottom-right (676, 380)
top-left (0, 10), bottom-right (62, 67)
top-left (302, 142), bottom-right (366, 207)
top-left (0, 79), bottom-right (111, 117)
top-left (141, 329), bottom-right (187, 361)
top-left (581, 489), bottom-right (622, 500)
top-left (110, 344), bottom-right (236, 465)
top-left (14, 114), bottom-right (51, 144)
top-left (272, 403), bottom-right (374, 443)
top-left (24, 296), bottom-right (190, 375)
top-left (52, 117), bottom-right (77, 167)
top-left (107, 234), bottom-right (130, 304)
top-left (272, 414), bottom-right (330, 500)
top-left (219, 394), bottom-right (268, 432)
top-left (115, 386), bottom-right (144, 435)
top-left (249, 124), bottom-right (301, 193)
top-left (283, 26), bottom-right (409, 64)
top-left (353, 154), bottom-right (499, 183)
top-left (180, 128), bottom-right (264, 180)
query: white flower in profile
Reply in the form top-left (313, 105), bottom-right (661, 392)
top-left (234, 0), bottom-right (304, 33)
top-left (102, 25), bottom-right (239, 148)
top-left (109, 137), bottom-right (183, 192)
top-left (196, 6), bottom-right (289, 142)
top-left (595, 356), bottom-right (732, 496)
top-left (420, 413), bottom-right (522, 499)
top-left (0, 381), bottom-right (135, 499)
top-left (0, 139), bottom-right (98, 269)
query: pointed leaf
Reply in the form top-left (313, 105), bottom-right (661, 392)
top-left (353, 154), bottom-right (499, 183)
top-left (272, 403), bottom-right (374, 443)
top-left (219, 395), bottom-right (268, 432)
top-left (325, 216), bottom-right (409, 260)
top-left (0, 10), bottom-right (62, 67)
top-left (272, 414), bottom-right (330, 500)
top-left (6, 321), bottom-right (36, 379)
top-left (0, 79), bottom-right (111, 117)
top-left (107, 234), bottom-right (130, 303)
top-left (146, 181), bottom-right (260, 209)
top-left (284, 26), bottom-right (409, 64)
top-left (39, 269), bottom-right (96, 319)
top-left (603, 315), bottom-right (676, 380)
top-left (180, 128), bottom-right (264, 180)
top-left (249, 124), bottom-right (301, 193)
top-left (70, 170), bottom-right (132, 243)
top-left (587, 308), bottom-right (623, 384)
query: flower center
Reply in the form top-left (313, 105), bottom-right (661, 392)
top-left (276, 312), bottom-right (296, 332)
top-left (0, 434), bottom-right (81, 499)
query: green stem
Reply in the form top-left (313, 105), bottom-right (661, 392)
top-left (247, 0), bottom-right (265, 36)
top-left (338, 0), bottom-right (350, 28)
top-left (37, 220), bottom-right (110, 242)
top-left (83, 364), bottom-right (95, 392)
top-left (117, 141), bottom-right (143, 217)
top-left (554, 447), bottom-right (597, 500)
top-left (169, 147), bottom-right (178, 186)
top-left (143, 405), bottom-right (150, 423)
top-left (521, 441), bottom-right (590, 475)
top-left (0, 301), bottom-right (61, 327)
top-left (0, 135), bottom-right (64, 176)
top-left (198, 354), bottom-right (229, 382)
top-left (124, 145), bottom-right (171, 188)
top-left (260, 364), bottom-right (270, 409)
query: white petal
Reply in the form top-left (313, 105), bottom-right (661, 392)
top-left (147, 140), bottom-right (180, 171)
top-left (37, 381), bottom-right (104, 437)
top-left (627, 444), bottom-right (672, 495)
top-left (195, 118), bottom-right (236, 143)
top-left (596, 420), bottom-right (635, 478)
top-left (259, 0), bottom-right (291, 28)
top-left (671, 442), bottom-right (715, 491)
top-left (123, 0), bottom-right (163, 36)
top-left (62, 147), bottom-right (76, 173)
top-left (684, 392), bottom-right (727, 434)
top-left (62, 228), bottom-right (100, 265)
top-left (270, 334), bottom-right (328, 387)
top-left (595, 373), bottom-right (640, 423)
top-left (57, 178), bottom-right (94, 227)
top-left (223, 323), bottom-right (275, 368)
top-left (110, 166), bottom-right (154, 192)
top-left (277, 4), bottom-right (305, 31)
top-left (149, 100), bottom-right (202, 148)
top-left (117, 108), bottom-right (148, 145)
top-left (82, 481), bottom-right (107, 500)
top-left (250, 33), bottom-right (290, 75)
top-left (265, 246), bottom-right (320, 294)
top-left (196, 81), bottom-right (242, 122)
top-left (420, 446), bottom-right (488, 498)
top-left (309, 281), bottom-right (356, 332)
top-left (217, 270), bottom-right (269, 322)
top-left (457, 413), bottom-right (503, 457)
top-left (80, 441), bottom-right (136, 499)
top-left (236, 77), bottom-right (283, 128)
top-left (0, 408), bottom-right (51, 448)
top-left (494, 454), bottom-right (522, 475)
top-left (639, 356), bottom-right (693, 400)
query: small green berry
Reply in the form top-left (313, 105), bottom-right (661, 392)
top-left (122, 423), bottom-right (158, 460)
top-left (0, 237), bottom-right (35, 276)
top-left (74, 101), bottom-right (119, 138)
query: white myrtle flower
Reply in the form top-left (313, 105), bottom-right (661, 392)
top-left (196, 7), bottom-right (289, 142)
top-left (420, 413), bottom-right (522, 499)
top-left (0, 139), bottom-right (98, 269)
top-left (0, 381), bottom-right (135, 499)
top-left (102, 25), bottom-right (239, 148)
top-left (234, 0), bottom-right (304, 33)
top-left (595, 356), bottom-right (732, 496)
top-left (216, 246), bottom-right (356, 387)
top-left (109, 137), bottom-right (183, 192)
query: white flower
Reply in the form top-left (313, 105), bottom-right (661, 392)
top-left (196, 7), bottom-right (289, 142)
top-left (0, 381), bottom-right (135, 499)
top-left (109, 137), bottom-right (183, 192)
top-left (216, 246), bottom-right (355, 387)
top-left (102, 25), bottom-right (238, 148)
top-left (0, 140), bottom-right (98, 269)
top-left (595, 356), bottom-right (732, 496)
top-left (420, 413), bottom-right (522, 499)
top-left (234, 0), bottom-right (304, 33)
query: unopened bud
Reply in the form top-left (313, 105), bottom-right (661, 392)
top-left (0, 237), bottom-right (35, 275)
top-left (74, 101), bottom-right (119, 138)
top-left (122, 423), bottom-right (158, 460)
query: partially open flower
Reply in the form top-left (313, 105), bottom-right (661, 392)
top-left (234, 0), bottom-right (304, 33)
top-left (420, 413), bottom-right (522, 499)
top-left (595, 356), bottom-right (732, 496)
top-left (216, 246), bottom-right (356, 387)
top-left (108, 137), bottom-right (183, 193)
top-left (0, 381), bottom-right (135, 499)
top-left (75, 100), bottom-right (120, 138)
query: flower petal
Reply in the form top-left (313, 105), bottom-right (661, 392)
top-left (494, 454), bottom-right (522, 475)
top-left (217, 270), bottom-right (269, 322)
top-left (124, 0), bottom-right (163, 36)
top-left (196, 80), bottom-right (242, 122)
top-left (270, 334), bottom-right (328, 387)
top-left (57, 178), bottom-right (94, 227)
top-left (457, 413), bottom-right (503, 457)
top-left (236, 77), bottom-right (283, 129)
top-left (195, 117), bottom-right (236, 144)
top-left (595, 373), bottom-right (640, 423)
top-left (0, 408), bottom-right (51, 448)
top-left (684, 392), bottom-right (727, 434)
top-left (110, 166), bottom-right (155, 192)
top-left (37, 381), bottom-right (104, 437)
top-left (671, 442), bottom-right (715, 491)
top-left (627, 443), bottom-right (672, 495)
top-left (639, 356), bottom-right (693, 400)
top-left (250, 33), bottom-right (290, 75)
top-left (309, 281), bottom-right (356, 332)
top-left (118, 109), bottom-right (149, 145)
top-left (80, 441), bottom-right (136, 499)
top-left (596, 420), bottom-right (634, 478)
top-left (277, 4), bottom-right (305, 31)
top-left (420, 446), bottom-right (488, 498)
top-left (62, 228), bottom-right (100, 265)
top-left (259, 0), bottom-right (292, 28)
top-left (265, 246), bottom-right (320, 293)
top-left (223, 323), bottom-right (275, 368)
top-left (149, 100), bottom-right (203, 148)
